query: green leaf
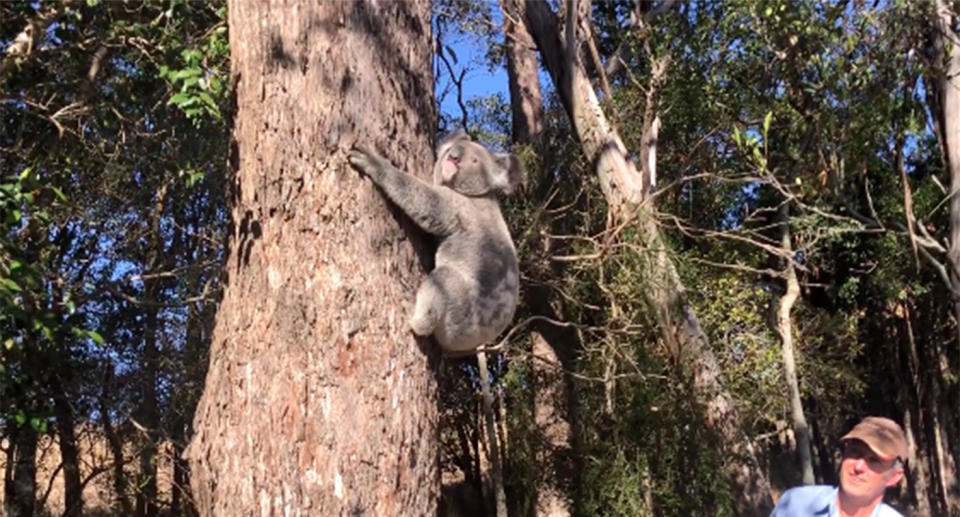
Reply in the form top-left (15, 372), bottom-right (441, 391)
top-left (19, 167), bottom-right (32, 182)
top-left (763, 111), bottom-right (773, 137)
top-left (732, 127), bottom-right (742, 148)
top-left (51, 187), bottom-right (67, 202)
top-left (87, 330), bottom-right (105, 345)
top-left (198, 91), bottom-right (218, 111)
top-left (168, 92), bottom-right (191, 106)
top-left (30, 417), bottom-right (47, 433)
top-left (15, 410), bottom-right (26, 425)
top-left (4, 338), bottom-right (14, 350)
top-left (171, 67), bottom-right (201, 81)
top-left (1, 278), bottom-right (22, 292)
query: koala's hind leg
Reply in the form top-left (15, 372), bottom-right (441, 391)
top-left (410, 267), bottom-right (470, 346)
top-left (410, 277), bottom-right (443, 337)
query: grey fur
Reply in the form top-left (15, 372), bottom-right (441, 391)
top-left (348, 132), bottom-right (522, 354)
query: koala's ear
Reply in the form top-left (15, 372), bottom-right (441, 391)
top-left (493, 153), bottom-right (525, 195)
top-left (436, 130), bottom-right (471, 156)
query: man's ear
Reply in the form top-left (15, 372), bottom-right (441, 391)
top-left (885, 466), bottom-right (904, 488)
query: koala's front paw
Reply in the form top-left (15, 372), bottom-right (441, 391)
top-left (348, 146), bottom-right (383, 179)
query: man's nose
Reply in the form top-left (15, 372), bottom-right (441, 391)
top-left (852, 457), bottom-right (867, 473)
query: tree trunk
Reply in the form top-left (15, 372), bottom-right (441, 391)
top-left (515, 1), bottom-right (774, 514)
top-left (774, 203), bottom-right (814, 485)
top-left (896, 303), bottom-right (934, 515)
top-left (186, 2), bottom-right (438, 515)
top-left (928, 3), bottom-right (960, 513)
top-left (477, 353), bottom-right (507, 517)
top-left (531, 333), bottom-right (573, 516)
top-left (137, 282), bottom-right (160, 517)
top-left (52, 380), bottom-right (83, 516)
top-left (4, 424), bottom-right (38, 517)
top-left (499, 13), bottom-right (576, 511)
top-left (99, 362), bottom-right (134, 516)
top-left (501, 0), bottom-right (544, 145)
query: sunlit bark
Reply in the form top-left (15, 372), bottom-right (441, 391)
top-left (514, 1), bottom-right (774, 514)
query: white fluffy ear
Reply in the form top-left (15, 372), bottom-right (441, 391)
top-left (436, 130), bottom-right (470, 157)
top-left (493, 153), bottom-right (525, 195)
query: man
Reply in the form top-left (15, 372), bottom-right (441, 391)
top-left (770, 416), bottom-right (907, 517)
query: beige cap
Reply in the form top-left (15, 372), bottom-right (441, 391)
top-left (841, 416), bottom-right (908, 462)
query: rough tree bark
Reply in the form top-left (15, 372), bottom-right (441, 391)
top-left (186, 1), bottom-right (438, 515)
top-left (514, 1), bottom-right (774, 514)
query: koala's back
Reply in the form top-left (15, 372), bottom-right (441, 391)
top-left (433, 196), bottom-right (519, 352)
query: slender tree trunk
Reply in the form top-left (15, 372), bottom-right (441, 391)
top-left (501, 0), bottom-right (543, 145)
top-left (500, 10), bottom-right (576, 511)
top-left (51, 380), bottom-right (83, 516)
top-left (531, 333), bottom-right (573, 516)
top-left (515, 1), bottom-right (774, 514)
top-left (809, 407), bottom-right (834, 485)
top-left (99, 362), bottom-right (134, 515)
top-left (928, 3), bottom-right (960, 513)
top-left (477, 352), bottom-right (507, 517)
top-left (137, 282), bottom-right (160, 517)
top-left (4, 424), bottom-right (38, 517)
top-left (895, 303), bottom-right (934, 515)
top-left (186, 2), bottom-right (438, 515)
top-left (774, 203), bottom-right (814, 485)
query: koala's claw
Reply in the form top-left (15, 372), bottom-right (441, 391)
top-left (347, 148), bottom-right (369, 169)
top-left (348, 146), bottom-right (386, 178)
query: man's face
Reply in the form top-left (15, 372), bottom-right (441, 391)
top-left (839, 439), bottom-right (904, 501)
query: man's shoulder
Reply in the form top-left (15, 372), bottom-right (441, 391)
top-left (771, 485), bottom-right (835, 516)
top-left (877, 502), bottom-right (905, 517)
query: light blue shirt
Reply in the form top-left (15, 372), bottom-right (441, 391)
top-left (770, 485), bottom-right (904, 516)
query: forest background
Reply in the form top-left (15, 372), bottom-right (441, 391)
top-left (1, 0), bottom-right (958, 516)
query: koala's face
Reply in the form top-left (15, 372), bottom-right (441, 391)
top-left (433, 132), bottom-right (523, 197)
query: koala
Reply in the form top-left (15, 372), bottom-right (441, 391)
top-left (348, 132), bottom-right (522, 354)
